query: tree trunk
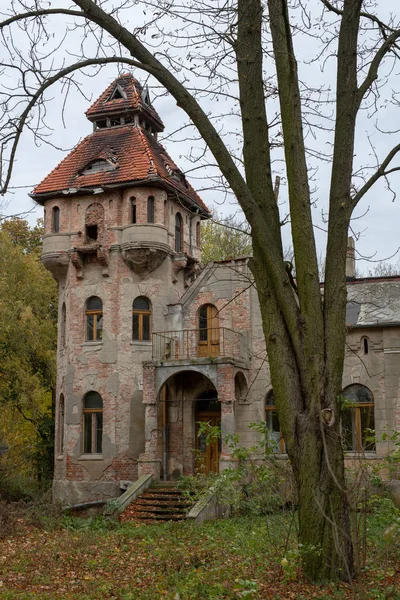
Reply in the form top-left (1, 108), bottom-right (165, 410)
top-left (295, 408), bottom-right (353, 580)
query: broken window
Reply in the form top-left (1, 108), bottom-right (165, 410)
top-left (108, 85), bottom-right (126, 101)
top-left (83, 391), bottom-right (103, 454)
top-left (265, 390), bottom-right (285, 454)
top-left (81, 160), bottom-right (116, 175)
top-left (85, 203), bottom-right (104, 243)
top-left (86, 224), bottom-right (98, 242)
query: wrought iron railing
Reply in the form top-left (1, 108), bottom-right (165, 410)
top-left (152, 327), bottom-right (245, 361)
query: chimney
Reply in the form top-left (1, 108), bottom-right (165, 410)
top-left (346, 236), bottom-right (356, 279)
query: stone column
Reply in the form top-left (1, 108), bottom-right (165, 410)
top-left (138, 363), bottom-right (161, 480)
top-left (218, 363), bottom-right (238, 471)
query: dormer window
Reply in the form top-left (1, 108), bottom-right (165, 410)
top-left (81, 159), bottom-right (117, 175)
top-left (141, 86), bottom-right (151, 105)
top-left (107, 85), bottom-right (126, 101)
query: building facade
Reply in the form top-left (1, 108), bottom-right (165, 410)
top-left (31, 74), bottom-right (400, 505)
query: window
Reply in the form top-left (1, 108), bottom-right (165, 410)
top-left (362, 337), bottom-right (369, 355)
top-left (265, 390), bottom-right (285, 453)
top-left (131, 197), bottom-right (136, 224)
top-left (175, 212), bottom-right (183, 252)
top-left (60, 303), bottom-right (66, 349)
top-left (52, 207), bottom-right (60, 233)
top-left (59, 394), bottom-right (65, 455)
top-left (132, 296), bottom-right (151, 341)
top-left (196, 221), bottom-right (201, 247)
top-left (147, 196), bottom-right (155, 223)
top-left (85, 296), bottom-right (103, 341)
top-left (82, 392), bottom-right (103, 454)
top-left (164, 200), bottom-right (168, 225)
top-left (342, 384), bottom-right (375, 452)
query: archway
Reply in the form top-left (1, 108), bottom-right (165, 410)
top-left (157, 370), bottom-right (218, 479)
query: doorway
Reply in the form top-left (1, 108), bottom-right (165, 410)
top-left (198, 304), bottom-right (220, 357)
top-left (195, 395), bottom-right (221, 474)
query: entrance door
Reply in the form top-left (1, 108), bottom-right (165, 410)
top-left (195, 398), bottom-right (221, 474)
top-left (198, 304), bottom-right (220, 357)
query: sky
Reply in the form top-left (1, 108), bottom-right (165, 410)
top-left (1, 0), bottom-right (400, 274)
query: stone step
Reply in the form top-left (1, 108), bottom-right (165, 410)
top-left (135, 499), bottom-right (190, 507)
top-left (120, 484), bottom-right (194, 524)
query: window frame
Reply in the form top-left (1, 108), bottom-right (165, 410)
top-left (58, 394), bottom-right (65, 455)
top-left (147, 196), bottom-right (155, 223)
top-left (132, 296), bottom-right (152, 342)
top-left (82, 392), bottom-right (103, 455)
top-left (85, 296), bottom-right (103, 342)
top-left (175, 212), bottom-right (183, 252)
top-left (52, 206), bottom-right (60, 233)
top-left (131, 197), bottom-right (137, 224)
top-left (341, 384), bottom-right (375, 453)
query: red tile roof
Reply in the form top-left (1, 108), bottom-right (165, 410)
top-left (85, 73), bottom-right (164, 132)
top-left (31, 125), bottom-right (210, 214)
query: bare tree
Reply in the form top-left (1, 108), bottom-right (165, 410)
top-left (2, 0), bottom-right (400, 581)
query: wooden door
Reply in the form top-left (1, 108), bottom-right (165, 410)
top-left (198, 304), bottom-right (220, 357)
top-left (195, 398), bottom-right (221, 474)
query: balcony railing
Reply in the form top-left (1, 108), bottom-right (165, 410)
top-left (152, 328), bottom-right (245, 361)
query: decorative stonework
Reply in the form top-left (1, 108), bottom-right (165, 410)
top-left (122, 247), bottom-right (167, 275)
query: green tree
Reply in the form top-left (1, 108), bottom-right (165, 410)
top-left (201, 213), bottom-right (252, 263)
top-left (0, 218), bottom-right (44, 255)
top-left (0, 224), bottom-right (57, 487)
top-left (2, 0), bottom-right (400, 580)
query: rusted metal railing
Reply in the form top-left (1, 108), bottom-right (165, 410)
top-left (152, 327), bottom-right (245, 361)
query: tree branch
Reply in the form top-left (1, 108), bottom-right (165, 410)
top-left (0, 57), bottom-right (146, 195)
top-left (352, 143), bottom-right (400, 206)
top-left (0, 9), bottom-right (86, 29)
top-left (357, 29), bottom-right (400, 105)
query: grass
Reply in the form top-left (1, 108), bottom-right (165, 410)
top-left (0, 506), bottom-right (399, 599)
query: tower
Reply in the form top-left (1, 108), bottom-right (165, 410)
top-left (31, 74), bottom-right (210, 504)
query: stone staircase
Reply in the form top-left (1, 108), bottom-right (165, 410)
top-left (119, 482), bottom-right (193, 523)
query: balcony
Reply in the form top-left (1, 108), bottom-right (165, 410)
top-left (152, 328), bottom-right (246, 362)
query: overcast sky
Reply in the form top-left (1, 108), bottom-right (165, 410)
top-left (2, 0), bottom-right (400, 274)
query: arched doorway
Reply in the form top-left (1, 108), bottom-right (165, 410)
top-left (195, 391), bottom-right (221, 474)
top-left (156, 370), bottom-right (219, 479)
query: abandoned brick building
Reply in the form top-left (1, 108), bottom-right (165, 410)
top-left (31, 73), bottom-right (400, 504)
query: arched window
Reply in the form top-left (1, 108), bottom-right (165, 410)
top-left (60, 303), bottom-right (66, 349)
top-left (147, 196), bottom-right (155, 223)
top-left (362, 337), bottom-right (369, 355)
top-left (196, 221), bottom-right (201, 247)
top-left (198, 304), bottom-right (219, 357)
top-left (131, 197), bottom-right (136, 224)
top-left (175, 212), bottom-right (183, 252)
top-left (132, 296), bottom-right (151, 341)
top-left (342, 384), bottom-right (375, 452)
top-left (83, 391), bottom-right (103, 454)
top-left (59, 394), bottom-right (65, 455)
top-left (265, 390), bottom-right (285, 453)
top-left (85, 296), bottom-right (103, 341)
top-left (52, 206), bottom-right (60, 233)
